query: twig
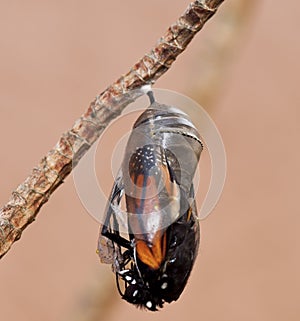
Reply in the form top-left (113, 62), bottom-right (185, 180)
top-left (0, 0), bottom-right (225, 259)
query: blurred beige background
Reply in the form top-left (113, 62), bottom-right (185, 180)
top-left (0, 1), bottom-right (299, 321)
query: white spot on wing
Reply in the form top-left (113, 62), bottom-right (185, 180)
top-left (146, 301), bottom-right (152, 309)
top-left (125, 275), bottom-right (132, 281)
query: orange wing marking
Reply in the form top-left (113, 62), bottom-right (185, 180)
top-left (136, 231), bottom-right (167, 270)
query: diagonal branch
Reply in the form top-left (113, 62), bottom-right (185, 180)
top-left (0, 0), bottom-right (225, 259)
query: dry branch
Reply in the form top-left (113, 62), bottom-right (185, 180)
top-left (0, 0), bottom-right (225, 258)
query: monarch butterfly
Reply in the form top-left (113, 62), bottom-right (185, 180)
top-left (97, 91), bottom-right (203, 311)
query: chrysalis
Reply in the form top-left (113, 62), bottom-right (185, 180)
top-left (97, 91), bottom-right (202, 311)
